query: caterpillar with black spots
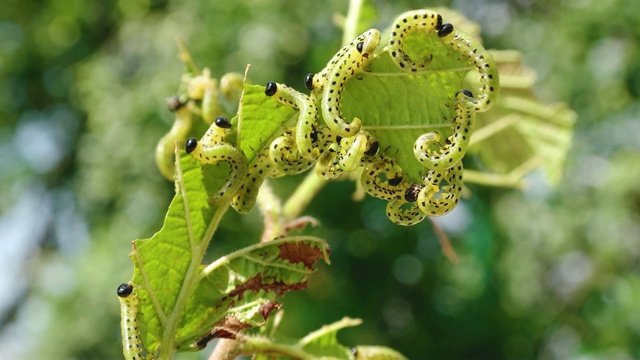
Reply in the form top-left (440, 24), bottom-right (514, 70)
top-left (315, 131), bottom-right (373, 180)
top-left (185, 116), bottom-right (248, 203)
top-left (388, 9), bottom-right (499, 112)
top-left (264, 81), bottom-right (321, 160)
top-left (117, 283), bottom-right (154, 360)
top-left (413, 90), bottom-right (476, 170)
top-left (156, 70), bottom-right (245, 180)
top-left (305, 29), bottom-right (381, 137)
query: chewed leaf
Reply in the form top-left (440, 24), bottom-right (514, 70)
top-left (127, 149), bottom-right (329, 355)
top-left (174, 237), bottom-right (330, 350)
top-left (338, 27), bottom-right (476, 183)
top-left (130, 151), bottom-right (217, 354)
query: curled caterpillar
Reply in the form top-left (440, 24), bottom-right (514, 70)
top-left (413, 90), bottom-right (475, 170)
top-left (388, 10), bottom-right (499, 112)
top-left (315, 131), bottom-right (371, 180)
top-left (360, 155), bottom-right (405, 202)
top-left (417, 163), bottom-right (464, 216)
top-left (437, 24), bottom-right (499, 112)
top-left (264, 82), bottom-right (320, 160)
top-left (388, 10), bottom-right (442, 72)
top-left (385, 192), bottom-right (427, 226)
top-left (117, 283), bottom-right (153, 360)
top-left (269, 127), bottom-right (316, 175)
top-left (306, 29), bottom-right (380, 92)
top-left (321, 29), bottom-right (380, 137)
top-left (185, 116), bottom-right (248, 203)
top-left (305, 29), bottom-right (381, 137)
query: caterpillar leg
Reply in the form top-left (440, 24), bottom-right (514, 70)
top-left (437, 23), bottom-right (499, 112)
top-left (388, 10), bottom-right (443, 72)
top-left (320, 29), bottom-right (381, 137)
top-left (264, 82), bottom-right (320, 160)
top-left (417, 164), bottom-right (464, 216)
top-left (413, 90), bottom-right (475, 170)
top-left (185, 116), bottom-right (248, 203)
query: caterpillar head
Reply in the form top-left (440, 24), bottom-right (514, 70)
top-left (117, 283), bottom-right (134, 298)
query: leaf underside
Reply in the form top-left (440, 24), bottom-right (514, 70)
top-left (470, 51), bottom-right (576, 185)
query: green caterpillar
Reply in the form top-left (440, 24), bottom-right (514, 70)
top-left (439, 23), bottom-right (499, 112)
top-left (416, 164), bottom-right (464, 216)
top-left (117, 283), bottom-right (153, 360)
top-left (385, 182), bottom-right (428, 226)
top-left (387, 9), bottom-right (442, 72)
top-left (306, 29), bottom-right (381, 137)
top-left (155, 70), bottom-right (245, 180)
top-left (360, 155), bottom-right (405, 202)
top-left (230, 150), bottom-right (273, 213)
top-left (269, 127), bottom-right (316, 175)
top-left (264, 81), bottom-right (320, 160)
top-left (413, 90), bottom-right (476, 170)
top-left (315, 131), bottom-right (372, 180)
top-left (155, 104), bottom-right (192, 180)
top-left (185, 116), bottom-right (248, 203)
top-left (388, 10), bottom-right (499, 112)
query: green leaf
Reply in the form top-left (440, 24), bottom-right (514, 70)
top-left (174, 237), bottom-right (330, 351)
top-left (236, 83), bottom-right (298, 163)
top-left (131, 151), bottom-right (218, 354)
top-left (127, 149), bottom-right (329, 356)
top-left (247, 317), bottom-right (409, 359)
top-left (469, 50), bottom-right (576, 185)
top-left (338, 28), bottom-right (473, 183)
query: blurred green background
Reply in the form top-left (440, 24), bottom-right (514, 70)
top-left (2, 0), bottom-right (640, 359)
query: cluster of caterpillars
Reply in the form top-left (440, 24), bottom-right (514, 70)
top-left (152, 9), bottom-right (500, 226)
top-left (138, 9), bottom-right (499, 358)
top-left (182, 9), bottom-right (498, 225)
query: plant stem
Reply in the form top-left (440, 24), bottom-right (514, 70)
top-left (255, 179), bottom-right (285, 242)
top-left (282, 171), bottom-right (327, 220)
top-left (343, 0), bottom-right (363, 44)
top-left (209, 339), bottom-right (243, 360)
top-left (158, 151), bottom-right (231, 359)
top-left (463, 169), bottom-right (526, 189)
top-left (469, 113), bottom-right (519, 147)
top-left (237, 335), bottom-right (315, 360)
